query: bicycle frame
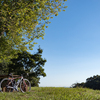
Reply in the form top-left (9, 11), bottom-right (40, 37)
top-left (7, 75), bottom-right (26, 90)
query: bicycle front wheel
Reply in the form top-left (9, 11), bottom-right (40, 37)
top-left (20, 79), bottom-right (31, 93)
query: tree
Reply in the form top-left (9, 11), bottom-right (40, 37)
top-left (71, 82), bottom-right (85, 88)
top-left (0, 47), bottom-right (47, 86)
top-left (84, 75), bottom-right (100, 90)
top-left (0, 0), bottom-right (67, 63)
top-left (71, 75), bottom-right (100, 90)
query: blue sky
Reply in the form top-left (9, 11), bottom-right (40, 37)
top-left (31, 0), bottom-right (100, 87)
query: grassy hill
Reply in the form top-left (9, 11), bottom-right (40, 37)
top-left (0, 87), bottom-right (100, 100)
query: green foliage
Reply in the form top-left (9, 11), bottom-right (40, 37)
top-left (71, 75), bottom-right (100, 90)
top-left (71, 82), bottom-right (85, 88)
top-left (0, 0), bottom-right (67, 63)
top-left (0, 47), bottom-right (47, 86)
top-left (0, 35), bottom-right (18, 64)
top-left (84, 75), bottom-right (100, 90)
top-left (0, 87), bottom-right (100, 99)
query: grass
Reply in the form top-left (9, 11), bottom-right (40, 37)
top-left (0, 87), bottom-right (100, 100)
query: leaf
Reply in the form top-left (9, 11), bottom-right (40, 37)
top-left (55, 13), bottom-right (58, 16)
top-left (63, 10), bottom-right (66, 11)
top-left (46, 26), bottom-right (48, 28)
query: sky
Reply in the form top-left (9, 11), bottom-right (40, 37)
top-left (30, 0), bottom-right (100, 87)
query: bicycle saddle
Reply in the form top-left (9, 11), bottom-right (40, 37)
top-left (9, 73), bottom-right (13, 77)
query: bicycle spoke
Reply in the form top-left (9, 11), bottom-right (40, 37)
top-left (20, 79), bottom-right (31, 93)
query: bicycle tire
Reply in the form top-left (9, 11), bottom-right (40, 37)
top-left (0, 78), bottom-right (11, 92)
top-left (20, 79), bottom-right (31, 93)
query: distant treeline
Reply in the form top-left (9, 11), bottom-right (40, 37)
top-left (71, 75), bottom-right (100, 90)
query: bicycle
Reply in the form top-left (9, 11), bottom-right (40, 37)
top-left (0, 73), bottom-right (31, 93)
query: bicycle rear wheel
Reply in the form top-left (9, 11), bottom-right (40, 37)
top-left (0, 78), bottom-right (12, 92)
top-left (20, 79), bottom-right (31, 93)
